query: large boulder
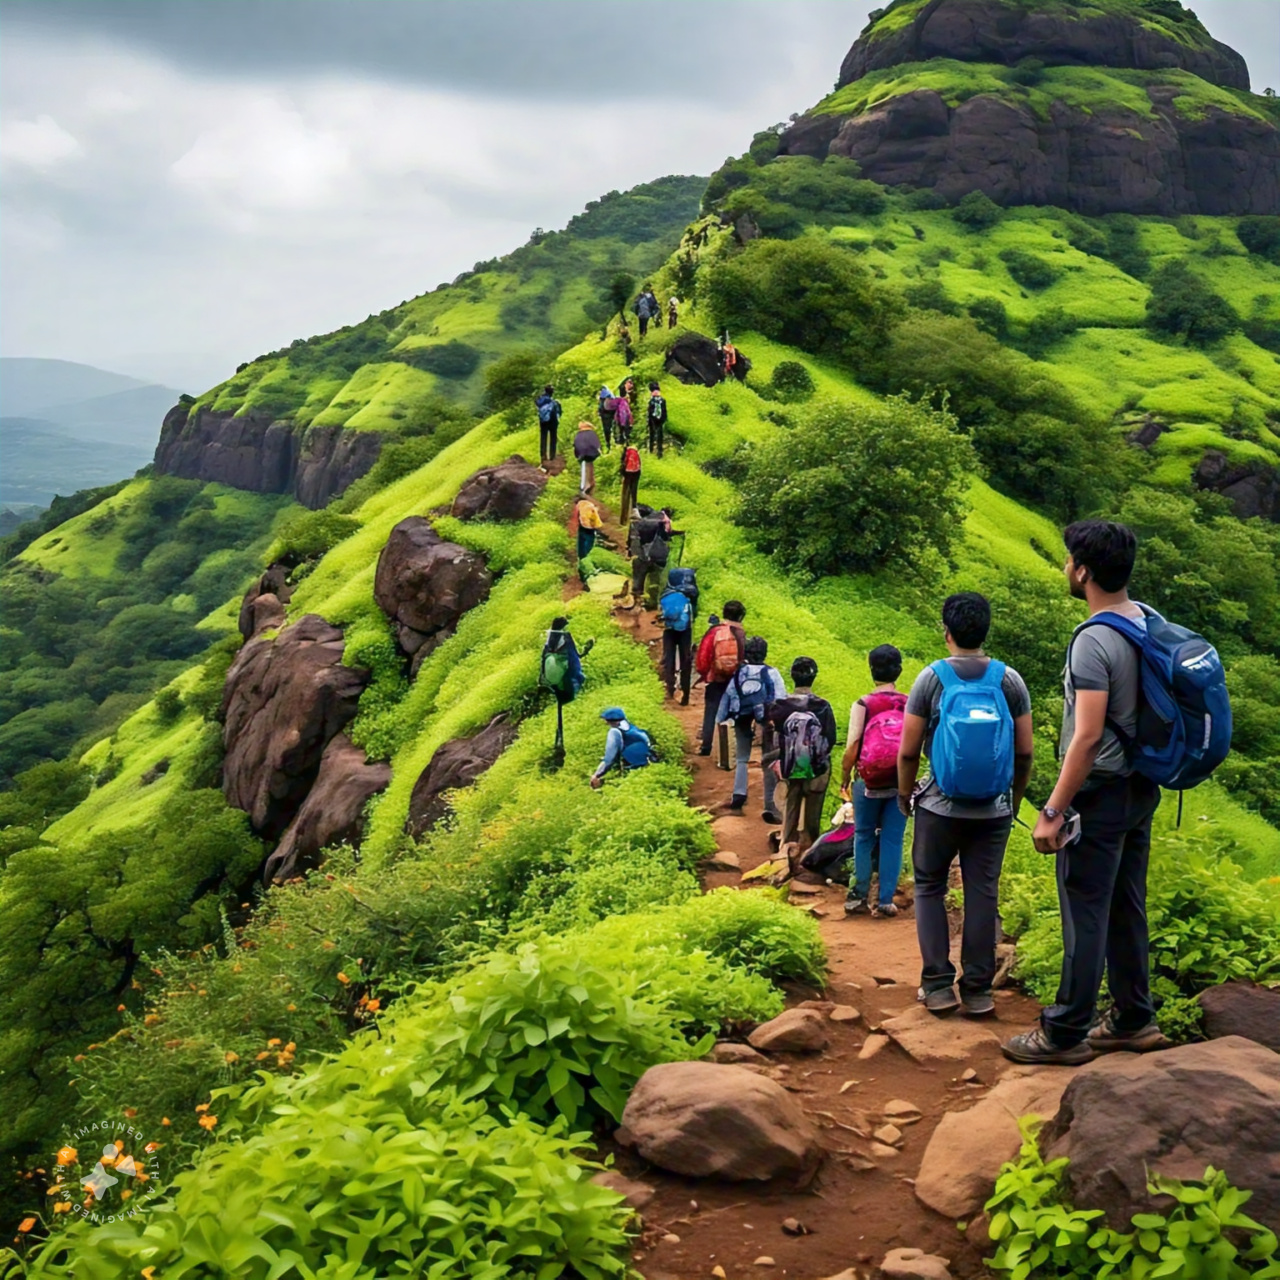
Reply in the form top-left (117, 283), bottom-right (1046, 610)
top-left (1193, 452), bottom-right (1280, 523)
top-left (405, 713), bottom-right (519, 838)
top-left (665, 333), bottom-right (752, 387)
top-left (618, 1061), bottom-right (823, 1184)
top-left (450, 456), bottom-right (547, 522)
top-left (1042, 1037), bottom-right (1280, 1229)
top-left (220, 614), bottom-right (369, 838)
top-left (264, 734), bottom-right (391, 883)
top-left (915, 1066), bottom-right (1075, 1220)
top-left (238, 562), bottom-right (294, 640)
top-left (373, 518), bottom-right (492, 665)
top-left (747, 1008), bottom-right (830, 1054)
top-left (1199, 982), bottom-right (1280, 1052)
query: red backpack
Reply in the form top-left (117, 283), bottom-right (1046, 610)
top-left (695, 624), bottom-right (740, 681)
top-left (856, 691), bottom-right (907, 790)
top-left (622, 446), bottom-right (642, 473)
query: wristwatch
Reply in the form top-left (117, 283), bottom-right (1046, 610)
top-left (1042, 805), bottom-right (1063, 820)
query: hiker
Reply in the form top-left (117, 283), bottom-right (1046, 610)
top-left (897, 593), bottom-right (1034, 1017)
top-left (597, 386), bottom-right (617, 450)
top-left (573, 422), bottom-right (602, 494)
top-left (840, 644), bottom-right (909, 917)
top-left (718, 333), bottom-right (738, 383)
top-left (647, 382), bottom-right (668, 458)
top-left (667, 295), bottom-right (680, 329)
top-left (718, 636), bottom-right (787, 812)
top-left (590, 706), bottom-right (655, 788)
top-left (633, 285), bottom-right (659, 337)
top-left (1003, 520), bottom-right (1213, 1065)
top-left (622, 376), bottom-right (639, 414)
top-left (619, 442), bottom-right (642, 526)
top-left (575, 492), bottom-right (603, 583)
top-left (541, 617), bottom-right (592, 760)
top-left (762, 656), bottom-right (839, 848)
top-left (695, 600), bottom-right (746, 755)
top-left (534, 384), bottom-right (562, 468)
top-left (627, 504), bottom-right (679, 610)
top-left (659, 566), bottom-right (699, 705)
top-left (618, 321), bottom-right (635, 365)
top-left (613, 386), bottom-right (634, 447)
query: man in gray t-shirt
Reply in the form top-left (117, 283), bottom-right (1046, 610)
top-left (1060, 620), bottom-right (1143, 787)
top-left (898, 593), bottom-right (1034, 1017)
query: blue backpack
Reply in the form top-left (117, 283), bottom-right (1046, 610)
top-left (537, 397), bottom-right (560, 425)
top-left (1072, 607), bottom-right (1231, 792)
top-left (929, 659), bottom-right (1015, 803)
top-left (619, 724), bottom-right (657, 769)
top-left (659, 589), bottom-right (692, 632)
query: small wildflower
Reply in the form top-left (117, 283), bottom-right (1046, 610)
top-left (224, 1051), bottom-right (239, 1064)
top-left (56, 1147), bottom-right (77, 1166)
top-left (124, 1108), bottom-right (137, 1118)
top-left (161, 1117), bottom-right (171, 1127)
top-left (194, 1103), bottom-right (209, 1113)
top-left (17, 1217), bottom-right (36, 1233)
top-left (197, 1114), bottom-right (218, 1131)
top-left (53, 1202), bottom-right (72, 1214)
top-left (336, 972), bottom-right (351, 985)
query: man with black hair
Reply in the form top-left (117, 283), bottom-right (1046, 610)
top-left (762, 657), bottom-right (838, 848)
top-left (696, 601), bottom-right (746, 755)
top-left (719, 636), bottom-right (787, 812)
top-left (1004, 520), bottom-right (1165, 1066)
top-left (899, 593), bottom-right (1034, 1016)
top-left (647, 382), bottom-right (668, 458)
top-left (534, 384), bottom-right (562, 468)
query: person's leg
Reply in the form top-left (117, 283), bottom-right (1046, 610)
top-left (656, 424), bottom-right (664, 459)
top-left (550, 425), bottom-right (558, 460)
top-left (644, 564), bottom-right (667, 609)
top-left (732, 718), bottom-right (753, 804)
top-left (876, 795), bottom-right (908, 908)
top-left (701, 681), bottom-right (725, 753)
top-left (954, 817), bottom-right (1012, 1000)
top-left (800, 771), bottom-right (829, 849)
top-left (539, 423), bottom-right (549, 463)
top-left (1105, 777), bottom-right (1160, 1031)
top-left (1040, 779), bottom-right (1129, 1047)
top-left (781, 778), bottom-right (803, 847)
top-left (912, 808), bottom-right (960, 995)
top-left (661, 630), bottom-right (677, 698)
top-left (676, 629), bottom-right (692, 702)
top-left (851, 784), bottom-right (881, 901)
top-left (630, 556), bottom-right (648, 602)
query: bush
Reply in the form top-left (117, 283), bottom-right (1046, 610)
top-left (483, 349), bottom-right (547, 412)
top-left (1000, 248), bottom-right (1062, 291)
top-left (269, 508), bottom-right (359, 565)
top-left (1102, 213), bottom-right (1151, 279)
top-left (770, 360), bottom-right (816, 401)
top-left (737, 394), bottom-right (975, 577)
top-left (397, 340), bottom-right (482, 378)
top-left (968, 296), bottom-right (1010, 339)
top-left (1237, 215), bottom-right (1280, 264)
top-left (952, 191), bottom-right (1003, 230)
top-left (903, 278), bottom-right (962, 315)
top-left (1146, 259), bottom-right (1239, 345)
top-left (1020, 305), bottom-right (1081, 357)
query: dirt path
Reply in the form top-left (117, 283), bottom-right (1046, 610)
top-left (607, 604), bottom-right (1044, 1280)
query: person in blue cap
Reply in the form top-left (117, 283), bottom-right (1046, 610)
top-left (589, 707), bottom-right (656, 788)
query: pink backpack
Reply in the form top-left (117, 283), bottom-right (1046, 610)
top-left (857, 692), bottom-right (907, 790)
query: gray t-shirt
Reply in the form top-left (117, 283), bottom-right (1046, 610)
top-left (906, 656), bottom-right (1031, 819)
top-left (1060, 611), bottom-right (1145, 788)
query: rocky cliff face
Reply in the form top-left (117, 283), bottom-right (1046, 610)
top-left (153, 403), bottom-right (383, 509)
top-left (782, 0), bottom-right (1279, 216)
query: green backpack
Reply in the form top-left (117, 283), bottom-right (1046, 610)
top-left (540, 636), bottom-right (575, 701)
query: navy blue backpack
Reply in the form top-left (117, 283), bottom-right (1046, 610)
top-left (1072, 606), bottom-right (1231, 794)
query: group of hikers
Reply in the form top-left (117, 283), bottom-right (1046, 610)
top-left (554, 515), bottom-right (1231, 1068)
top-left (630, 283), bottom-right (678, 338)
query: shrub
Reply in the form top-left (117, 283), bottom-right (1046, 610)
top-left (903, 278), bottom-right (962, 315)
top-left (737, 394), bottom-right (975, 577)
top-left (1102, 213), bottom-right (1151, 279)
top-left (1237, 215), bottom-right (1280, 264)
top-left (1000, 248), bottom-right (1062, 291)
top-left (397, 340), bottom-right (482, 378)
top-left (952, 191), bottom-right (1003, 230)
top-left (770, 360), bottom-right (816, 401)
top-left (269, 509), bottom-right (359, 564)
top-left (1020, 305), bottom-right (1081, 358)
top-left (483, 349), bottom-right (547, 412)
top-left (968, 296), bottom-right (1010, 339)
top-left (1146, 259), bottom-right (1240, 345)
top-left (1009, 56), bottom-right (1045, 85)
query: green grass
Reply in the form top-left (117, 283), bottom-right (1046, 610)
top-left (18, 479), bottom-right (150, 577)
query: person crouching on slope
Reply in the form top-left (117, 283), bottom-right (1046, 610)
top-left (590, 707), bottom-right (656, 788)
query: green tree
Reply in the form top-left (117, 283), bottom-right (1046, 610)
top-left (1146, 259), bottom-right (1239, 344)
top-left (738, 395), bottom-right (975, 576)
top-left (482, 349), bottom-right (546, 413)
top-left (952, 191), bottom-right (1002, 230)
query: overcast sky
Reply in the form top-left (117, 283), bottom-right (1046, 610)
top-left (2, 1), bottom-right (1277, 393)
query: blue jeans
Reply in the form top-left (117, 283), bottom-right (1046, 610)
top-left (852, 781), bottom-right (907, 906)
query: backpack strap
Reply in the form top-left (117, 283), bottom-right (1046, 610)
top-left (931, 658), bottom-right (960, 690)
top-left (1066, 607), bottom-right (1158, 758)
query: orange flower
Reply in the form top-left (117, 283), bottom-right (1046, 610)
top-left (365, 999), bottom-right (381, 1013)
top-left (53, 1202), bottom-right (72, 1214)
top-left (194, 1103), bottom-right (210, 1113)
top-left (321, 941), bottom-right (335, 950)
top-left (121, 1190), bottom-right (133, 1200)
top-left (284, 1042), bottom-right (296, 1053)
top-left (161, 1117), bottom-right (171, 1127)
top-left (17, 1217), bottom-right (36, 1233)
top-left (74, 1054), bottom-right (86, 1062)
top-left (197, 990), bottom-right (207, 997)
top-left (197, 1114), bottom-right (218, 1131)
top-left (145, 1142), bottom-right (161, 1153)
top-left (56, 1147), bottom-right (77, 1166)
top-left (256, 1051), bottom-right (270, 1061)
top-left (144, 1014), bottom-right (161, 1027)
top-left (336, 972), bottom-right (351, 985)
top-left (124, 1108), bottom-right (137, 1118)
top-left (267, 1038), bottom-right (281, 1048)
top-left (224, 1051), bottom-right (239, 1064)
top-left (142, 1268), bottom-right (156, 1280)
top-left (117, 1004), bottom-right (126, 1012)
top-left (286, 1003), bottom-right (296, 1012)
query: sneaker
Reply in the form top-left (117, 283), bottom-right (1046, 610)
top-left (728, 796), bottom-right (746, 811)
top-left (697, 746), bottom-right (712, 757)
top-left (1001, 1027), bottom-right (1094, 1065)
top-left (680, 692), bottom-right (690, 706)
top-left (960, 991), bottom-right (996, 1017)
top-left (1087, 1011), bottom-right (1168, 1054)
top-left (761, 811), bottom-right (782, 825)
top-left (872, 902), bottom-right (900, 918)
top-left (921, 986), bottom-right (960, 1015)
top-left (843, 896), bottom-right (868, 916)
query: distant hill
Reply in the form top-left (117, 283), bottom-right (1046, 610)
top-left (0, 358), bottom-right (150, 417)
top-left (0, 418), bottom-right (154, 505)
top-left (27, 382), bottom-right (186, 452)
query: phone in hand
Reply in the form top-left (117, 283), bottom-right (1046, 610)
top-left (1055, 810), bottom-right (1082, 851)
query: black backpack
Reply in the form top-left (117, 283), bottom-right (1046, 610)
top-left (630, 516), bottom-right (663, 558)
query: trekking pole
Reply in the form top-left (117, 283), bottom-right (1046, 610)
top-left (553, 699), bottom-right (566, 766)
top-left (677, 531), bottom-right (687, 567)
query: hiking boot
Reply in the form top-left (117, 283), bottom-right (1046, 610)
top-left (843, 896), bottom-right (868, 916)
top-left (872, 902), bottom-right (900, 918)
top-left (697, 746), bottom-right (712, 757)
top-left (680, 692), bottom-right (690, 706)
top-left (1001, 1028), bottom-right (1094, 1066)
top-left (960, 991), bottom-right (996, 1017)
top-left (1087, 1012), bottom-right (1167, 1054)
top-left (921, 986), bottom-right (960, 1015)
top-left (728, 795), bottom-right (746, 812)
top-left (762, 810), bottom-right (781, 825)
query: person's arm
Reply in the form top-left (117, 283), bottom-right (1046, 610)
top-left (820, 702), bottom-right (839, 765)
top-left (841, 700), bottom-right (867, 795)
top-left (1012, 712), bottom-right (1034, 815)
top-left (1033, 690), bottom-right (1107, 851)
top-left (590, 728), bottom-right (622, 788)
top-left (897, 712), bottom-right (927, 817)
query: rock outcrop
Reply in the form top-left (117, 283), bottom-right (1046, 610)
top-left (1042, 1037), bottom-right (1280, 1229)
top-left (1199, 981), bottom-right (1280, 1052)
top-left (450, 456), bottom-right (547, 522)
top-left (1193, 452), bottom-right (1280, 522)
top-left (618, 1061), bottom-right (823, 1184)
top-left (264, 733), bottom-right (390, 883)
top-left (405, 713), bottom-right (519, 838)
top-left (238, 562), bottom-right (294, 641)
top-left (220, 614), bottom-right (369, 839)
top-left (374, 518), bottom-right (492, 669)
top-left (665, 333), bottom-right (752, 387)
top-left (154, 403), bottom-right (382, 510)
top-left (839, 0), bottom-right (1249, 90)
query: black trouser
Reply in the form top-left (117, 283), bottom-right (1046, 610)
top-left (1041, 774), bottom-right (1161, 1047)
top-left (638, 315), bottom-right (649, 337)
top-left (913, 808), bottom-right (1012, 999)
top-left (662, 628), bottom-right (692, 698)
top-left (701, 680), bottom-right (729, 752)
top-left (599, 412), bottom-right (615, 450)
top-left (648, 420), bottom-right (664, 457)
top-left (619, 471), bottom-right (639, 525)
top-left (539, 421), bottom-right (558, 463)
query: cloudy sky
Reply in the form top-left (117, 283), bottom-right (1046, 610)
top-left (2, 0), bottom-right (1277, 393)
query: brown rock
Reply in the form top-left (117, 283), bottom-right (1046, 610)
top-left (710, 1042), bottom-right (768, 1065)
top-left (748, 1009), bottom-right (831, 1054)
top-left (373, 517), bottom-right (492, 662)
top-left (237, 562), bottom-right (294, 640)
top-left (858, 1034), bottom-right (889, 1060)
top-left (884, 1099), bottom-right (923, 1124)
top-left (880, 1004), bottom-right (1000, 1062)
top-left (869, 1141), bottom-right (900, 1160)
top-left (405, 712), bottom-right (517, 837)
top-left (618, 1061), bottom-right (823, 1184)
top-left (264, 733), bottom-right (391, 883)
top-left (1199, 981), bottom-right (1280, 1051)
top-left (1042, 1037), bottom-right (1280, 1229)
top-left (450, 455), bottom-right (547, 522)
top-left (915, 1066), bottom-right (1075, 1220)
top-left (874, 1123), bottom-right (904, 1147)
top-left (590, 1169), bottom-right (656, 1211)
top-left (221, 614), bottom-right (369, 838)
top-left (1194, 452), bottom-right (1280, 523)
top-left (704, 849), bottom-right (741, 871)
top-left (879, 1247), bottom-right (952, 1280)
top-left (830, 1005), bottom-right (861, 1024)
